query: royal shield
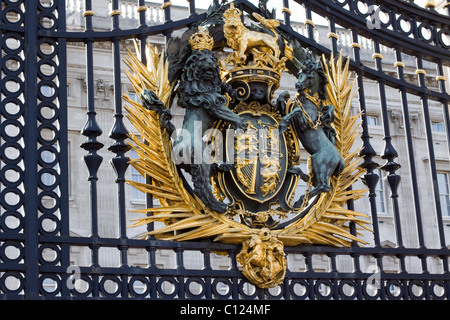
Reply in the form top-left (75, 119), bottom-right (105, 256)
top-left (211, 92), bottom-right (300, 228)
top-left (223, 110), bottom-right (287, 206)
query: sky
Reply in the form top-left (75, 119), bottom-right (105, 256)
top-left (167, 0), bottom-right (430, 11)
top-left (170, 0), bottom-right (256, 10)
top-left (168, 0), bottom-right (310, 23)
top-left (135, 0), bottom-right (439, 33)
top-left (165, 0), bottom-right (433, 26)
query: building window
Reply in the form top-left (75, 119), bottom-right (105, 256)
top-left (366, 115), bottom-right (379, 126)
top-left (128, 92), bottom-right (141, 103)
top-left (437, 172), bottom-right (450, 217)
top-left (130, 149), bottom-right (146, 201)
top-left (375, 169), bottom-right (386, 213)
top-left (431, 122), bottom-right (445, 133)
top-left (295, 162), bottom-right (308, 200)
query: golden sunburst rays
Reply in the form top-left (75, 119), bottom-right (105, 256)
top-left (123, 41), bottom-right (172, 106)
top-left (124, 42), bottom-right (251, 241)
top-left (277, 51), bottom-right (371, 247)
top-left (124, 42), bottom-right (200, 238)
top-left (323, 51), bottom-right (373, 242)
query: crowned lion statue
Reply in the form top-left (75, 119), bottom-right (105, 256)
top-left (141, 28), bottom-right (244, 213)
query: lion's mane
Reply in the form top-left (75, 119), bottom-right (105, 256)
top-left (177, 49), bottom-right (227, 111)
top-left (223, 22), bottom-right (244, 51)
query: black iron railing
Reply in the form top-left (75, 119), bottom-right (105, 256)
top-left (0, 0), bottom-right (449, 300)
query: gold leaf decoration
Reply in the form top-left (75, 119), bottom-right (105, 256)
top-left (125, 43), bottom-right (371, 247)
top-left (125, 42), bottom-right (202, 238)
top-left (124, 42), bottom-right (252, 241)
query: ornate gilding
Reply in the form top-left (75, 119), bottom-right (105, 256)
top-left (189, 26), bottom-right (214, 51)
top-left (124, 2), bottom-right (370, 288)
top-left (236, 228), bottom-right (286, 288)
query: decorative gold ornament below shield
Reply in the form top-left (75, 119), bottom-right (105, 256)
top-left (236, 228), bottom-right (286, 289)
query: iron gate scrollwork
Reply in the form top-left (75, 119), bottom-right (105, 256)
top-left (0, 0), bottom-right (449, 300)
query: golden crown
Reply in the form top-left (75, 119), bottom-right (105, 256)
top-left (189, 27), bottom-right (214, 51)
top-left (223, 3), bottom-right (242, 22)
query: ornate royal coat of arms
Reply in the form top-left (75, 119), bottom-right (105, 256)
top-left (124, 2), bottom-right (371, 288)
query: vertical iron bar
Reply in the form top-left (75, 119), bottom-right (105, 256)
top-left (391, 48), bottom-right (419, 275)
top-left (282, 0), bottom-right (291, 28)
top-left (24, 0), bottom-right (39, 300)
top-left (147, 245), bottom-right (157, 298)
top-left (372, 38), bottom-right (403, 248)
top-left (328, 253), bottom-right (339, 299)
top-left (436, 61), bottom-right (450, 161)
top-left (304, 252), bottom-right (315, 300)
top-left (138, 0), bottom-right (148, 38)
top-left (257, 285), bottom-right (264, 299)
top-left (163, 0), bottom-right (173, 43)
top-left (416, 54), bottom-right (442, 273)
top-left (371, 37), bottom-right (399, 300)
top-left (108, 0), bottom-right (130, 269)
top-left (283, 277), bottom-right (290, 300)
top-left (304, 3), bottom-right (315, 44)
top-left (351, 253), bottom-right (363, 299)
top-left (80, 0), bottom-right (103, 298)
top-left (188, 0), bottom-right (196, 17)
top-left (176, 247), bottom-right (185, 299)
top-left (327, 16), bottom-right (338, 55)
top-left (393, 48), bottom-right (426, 252)
top-left (56, 0), bottom-right (71, 299)
top-left (411, 14), bottom-right (419, 42)
top-left (137, 0), bottom-right (154, 236)
top-left (337, 32), bottom-right (359, 249)
top-left (202, 248), bottom-right (212, 299)
top-left (416, 55), bottom-right (447, 250)
top-left (435, 60), bottom-right (450, 275)
top-left (375, 253), bottom-right (385, 300)
top-left (138, 2), bottom-right (148, 66)
top-left (228, 249), bottom-right (239, 299)
top-left (8, 0), bottom-right (450, 302)
top-left (350, 27), bottom-right (380, 247)
top-left (109, 0), bottom-right (130, 298)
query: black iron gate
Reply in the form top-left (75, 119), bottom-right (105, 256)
top-left (0, 0), bottom-right (449, 300)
